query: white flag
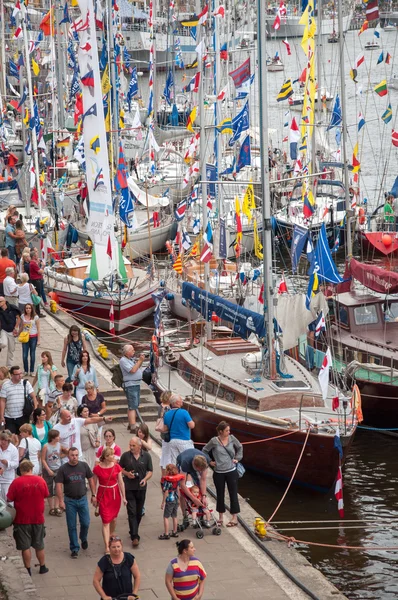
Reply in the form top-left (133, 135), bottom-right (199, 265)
top-left (318, 347), bottom-right (332, 400)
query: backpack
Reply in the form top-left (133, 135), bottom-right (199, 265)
top-left (22, 379), bottom-right (34, 418)
top-left (110, 364), bottom-right (124, 389)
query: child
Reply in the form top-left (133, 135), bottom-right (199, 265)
top-left (159, 464), bottom-right (184, 540)
top-left (41, 429), bottom-right (68, 516)
top-left (190, 484), bottom-right (212, 523)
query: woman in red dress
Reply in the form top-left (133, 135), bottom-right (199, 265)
top-left (93, 447), bottom-right (127, 553)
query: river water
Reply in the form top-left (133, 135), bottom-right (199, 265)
top-left (119, 25), bottom-right (398, 600)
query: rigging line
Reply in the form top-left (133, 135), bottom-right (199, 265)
top-left (268, 530), bottom-right (398, 552)
top-left (273, 524), bottom-right (398, 532)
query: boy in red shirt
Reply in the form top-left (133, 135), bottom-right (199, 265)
top-left (7, 459), bottom-right (49, 575)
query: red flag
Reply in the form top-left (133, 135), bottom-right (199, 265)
top-left (332, 392), bottom-right (339, 411)
top-left (109, 302), bottom-right (115, 335)
top-left (282, 39), bottom-right (291, 56)
top-left (200, 241), bottom-right (213, 263)
top-left (258, 283), bottom-right (264, 304)
top-left (298, 67), bottom-right (307, 83)
top-left (273, 12), bottom-right (281, 30)
top-left (107, 235), bottom-right (112, 259)
top-left (365, 0), bottom-right (379, 21)
top-left (74, 93), bottom-right (83, 125)
top-left (39, 8), bottom-right (55, 35)
top-left (277, 276), bottom-right (288, 294)
top-left (31, 187), bottom-right (38, 205)
top-left (392, 130), bottom-right (398, 147)
top-left (358, 20), bottom-right (369, 35)
top-left (334, 466), bottom-right (344, 518)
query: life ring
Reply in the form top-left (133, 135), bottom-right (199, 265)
top-left (358, 207), bottom-right (366, 225)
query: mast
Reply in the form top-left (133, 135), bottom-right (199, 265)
top-left (107, 0), bottom-right (119, 161)
top-left (55, 0), bottom-right (66, 129)
top-left (0, 0), bottom-right (6, 99)
top-left (312, 0), bottom-right (322, 190)
top-left (257, 0), bottom-right (274, 371)
top-left (22, 8), bottom-right (42, 218)
top-left (19, 66), bottom-right (30, 218)
top-left (213, 0), bottom-right (223, 217)
top-left (337, 0), bottom-right (353, 258)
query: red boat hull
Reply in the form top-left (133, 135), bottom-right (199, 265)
top-left (358, 230), bottom-right (398, 256)
top-left (184, 402), bottom-right (353, 493)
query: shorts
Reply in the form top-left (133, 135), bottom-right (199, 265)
top-left (163, 500), bottom-right (178, 519)
top-left (125, 385), bottom-right (140, 411)
top-left (13, 524), bottom-right (46, 551)
top-left (43, 470), bottom-right (58, 497)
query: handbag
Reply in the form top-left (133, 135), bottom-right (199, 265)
top-left (155, 406), bottom-right (165, 433)
top-left (30, 284), bottom-right (41, 306)
top-left (161, 408), bottom-right (180, 443)
top-left (95, 465), bottom-right (115, 517)
top-left (217, 436), bottom-right (245, 478)
top-left (16, 439), bottom-right (30, 476)
top-left (22, 379), bottom-right (34, 418)
top-left (18, 321), bottom-right (32, 344)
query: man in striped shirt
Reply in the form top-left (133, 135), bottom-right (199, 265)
top-left (0, 366), bottom-right (37, 433)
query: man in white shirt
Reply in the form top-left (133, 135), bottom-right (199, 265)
top-left (53, 409), bottom-right (112, 463)
top-left (0, 366), bottom-right (37, 434)
top-left (3, 267), bottom-right (18, 307)
top-left (0, 430), bottom-right (19, 501)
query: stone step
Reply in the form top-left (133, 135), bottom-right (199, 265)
top-left (103, 403), bottom-right (158, 416)
top-left (103, 395), bottom-right (155, 406)
top-left (103, 386), bottom-right (153, 399)
top-left (106, 409), bottom-right (158, 423)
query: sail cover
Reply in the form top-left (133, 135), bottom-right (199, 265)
top-left (350, 258), bottom-right (398, 295)
top-left (182, 282), bottom-right (266, 339)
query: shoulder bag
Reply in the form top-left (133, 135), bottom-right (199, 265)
top-left (29, 285), bottom-right (42, 306)
top-left (22, 379), bottom-right (34, 418)
top-left (16, 439), bottom-right (30, 476)
top-left (161, 408), bottom-right (180, 443)
top-left (217, 436), bottom-right (245, 479)
top-left (18, 321), bottom-right (32, 344)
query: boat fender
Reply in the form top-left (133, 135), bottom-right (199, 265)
top-left (358, 207), bottom-right (366, 225)
top-left (166, 293), bottom-right (174, 300)
top-left (0, 499), bottom-right (15, 530)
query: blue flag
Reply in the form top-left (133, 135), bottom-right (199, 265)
top-left (59, 1), bottom-right (69, 24)
top-left (334, 430), bottom-right (343, 459)
top-left (69, 67), bottom-right (80, 101)
top-left (327, 94), bottom-right (342, 131)
top-left (228, 102), bottom-right (250, 147)
top-left (120, 188), bottom-right (134, 227)
top-left (17, 86), bottom-right (27, 109)
top-left (99, 38), bottom-right (108, 70)
top-left (291, 224), bottom-right (309, 273)
top-left (127, 67), bottom-right (138, 111)
top-left (390, 176), bottom-right (398, 198)
top-left (312, 224), bottom-right (343, 284)
top-left (123, 47), bottom-right (131, 68)
top-left (236, 136), bottom-right (251, 173)
top-left (164, 68), bottom-right (173, 106)
top-left (9, 60), bottom-right (19, 79)
top-left (377, 51), bottom-right (384, 65)
top-left (206, 164), bottom-right (217, 198)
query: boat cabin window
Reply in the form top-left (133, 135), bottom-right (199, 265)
top-left (336, 200), bottom-right (345, 212)
top-left (272, 380), bottom-right (309, 390)
top-left (354, 304), bottom-right (378, 326)
top-left (337, 304), bottom-right (349, 327)
top-left (384, 301), bottom-right (398, 322)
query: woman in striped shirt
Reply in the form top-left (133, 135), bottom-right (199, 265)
top-left (165, 539), bottom-right (206, 600)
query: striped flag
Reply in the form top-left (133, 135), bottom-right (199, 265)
top-left (334, 465), bottom-right (344, 518)
top-left (109, 302), bottom-right (115, 335)
top-left (318, 347), bottom-right (332, 400)
top-left (173, 254), bottom-right (183, 274)
top-left (229, 58), bottom-right (251, 88)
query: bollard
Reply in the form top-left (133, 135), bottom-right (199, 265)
top-left (254, 517), bottom-right (267, 539)
top-left (50, 300), bottom-right (57, 313)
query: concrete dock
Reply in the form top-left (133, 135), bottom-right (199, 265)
top-left (0, 310), bottom-right (347, 600)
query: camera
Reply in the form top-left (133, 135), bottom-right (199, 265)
top-left (131, 471), bottom-right (140, 478)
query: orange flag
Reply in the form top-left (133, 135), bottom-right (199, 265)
top-left (39, 8), bottom-right (55, 35)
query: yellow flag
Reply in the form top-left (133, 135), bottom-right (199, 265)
top-left (253, 218), bottom-right (263, 260)
top-left (101, 68), bottom-right (111, 95)
top-left (23, 109), bottom-right (29, 126)
top-left (186, 106), bottom-right (197, 133)
top-left (71, 0), bottom-right (78, 5)
top-left (119, 108), bottom-right (125, 130)
top-left (32, 59), bottom-right (40, 76)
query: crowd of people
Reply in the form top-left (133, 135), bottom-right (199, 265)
top-left (0, 319), bottom-right (244, 599)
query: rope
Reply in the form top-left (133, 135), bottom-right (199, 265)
top-left (268, 530), bottom-right (398, 552)
top-left (357, 425), bottom-right (398, 431)
top-left (267, 427), bottom-right (311, 524)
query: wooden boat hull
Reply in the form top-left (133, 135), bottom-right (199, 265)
top-left (183, 402), bottom-right (353, 492)
top-left (347, 378), bottom-right (398, 430)
top-left (51, 284), bottom-right (157, 334)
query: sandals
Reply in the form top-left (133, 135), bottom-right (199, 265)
top-left (226, 521), bottom-right (238, 528)
top-left (55, 508), bottom-right (63, 517)
top-left (170, 531), bottom-right (179, 538)
top-left (217, 520), bottom-right (224, 527)
top-left (49, 509), bottom-right (56, 516)
top-left (158, 533), bottom-right (170, 540)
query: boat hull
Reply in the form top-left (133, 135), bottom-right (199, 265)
top-left (183, 402), bottom-right (351, 492)
top-left (357, 229), bottom-right (398, 256)
top-left (265, 11), bottom-right (352, 38)
top-left (349, 378), bottom-right (398, 430)
top-left (51, 284), bottom-right (157, 334)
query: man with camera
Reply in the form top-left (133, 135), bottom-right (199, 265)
top-left (119, 436), bottom-right (153, 548)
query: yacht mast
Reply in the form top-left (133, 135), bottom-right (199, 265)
top-left (257, 0), bottom-right (274, 372)
top-left (337, 0), bottom-right (353, 258)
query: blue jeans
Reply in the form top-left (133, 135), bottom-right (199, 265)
top-left (22, 336), bottom-right (38, 373)
top-left (64, 496), bottom-right (90, 553)
top-left (32, 279), bottom-right (47, 304)
top-left (6, 246), bottom-right (16, 263)
top-left (66, 360), bottom-right (77, 382)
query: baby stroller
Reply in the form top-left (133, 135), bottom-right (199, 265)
top-left (178, 488), bottom-right (222, 539)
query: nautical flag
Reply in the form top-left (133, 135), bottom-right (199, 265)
top-left (393, 130), bottom-right (398, 147)
top-left (258, 283), bottom-right (264, 305)
top-left (386, 52), bottom-right (392, 64)
top-left (350, 69), bottom-right (358, 83)
top-left (59, 1), bottom-right (69, 24)
top-left (119, 109), bottom-right (125, 130)
top-left (90, 136), bottom-right (100, 154)
top-left (9, 60), bottom-right (19, 79)
top-left (186, 106), bottom-right (197, 132)
top-left (70, 67), bottom-right (80, 100)
top-left (200, 242), bottom-right (213, 263)
top-left (83, 104), bottom-right (97, 120)
top-left (229, 58), bottom-right (251, 88)
top-left (365, 0), bottom-right (379, 21)
top-left (217, 84), bottom-right (228, 101)
top-left (314, 310), bottom-right (326, 338)
top-left (183, 72), bottom-right (200, 93)
top-left (352, 143), bottom-right (360, 172)
top-left (303, 189), bottom-right (315, 218)
top-left (12, 0), bottom-right (21, 19)
top-left (277, 79), bottom-right (294, 102)
top-left (374, 29), bottom-right (380, 38)
top-left (332, 236), bottom-right (340, 253)
top-left (39, 8), bottom-right (55, 35)
top-left (355, 53), bottom-right (365, 68)
top-left (220, 42), bottom-right (228, 61)
top-left (327, 94), bottom-right (342, 130)
top-left (382, 103), bottom-right (392, 124)
top-left (236, 135), bottom-right (251, 172)
top-left (277, 275), bottom-right (288, 294)
top-left (71, 13), bottom-right (89, 32)
top-left (213, 5), bottom-right (224, 17)
top-left (374, 80), bottom-right (387, 96)
top-left (13, 26), bottom-right (23, 39)
top-left (119, 188), bottom-right (134, 227)
top-left (174, 199), bottom-right (187, 221)
top-left (32, 59), bottom-right (40, 76)
top-left (204, 221), bottom-right (213, 245)
top-left (101, 68), bottom-right (111, 95)
top-left (127, 67), bottom-right (138, 111)
top-left (17, 86), bottom-right (27, 109)
top-left (181, 5), bottom-right (208, 26)
top-left (206, 163), bottom-right (217, 198)
top-left (318, 347), bottom-right (332, 400)
top-left (289, 117), bottom-right (300, 160)
top-left (334, 463), bottom-right (344, 518)
top-left (228, 102), bottom-right (250, 147)
top-left (173, 254), bottom-right (183, 274)
top-left (358, 113), bottom-right (365, 132)
top-left (192, 218), bottom-right (200, 234)
top-left (181, 229), bottom-right (192, 250)
top-left (358, 20), bottom-right (369, 35)
top-left (377, 51), bottom-right (384, 64)
top-left (216, 118), bottom-right (232, 134)
top-left (282, 39), bottom-right (291, 55)
top-left (99, 39), bottom-right (108, 70)
top-left (81, 69), bottom-right (94, 88)
top-left (109, 302), bottom-right (115, 335)
top-left (107, 235), bottom-right (112, 259)
top-left (164, 69), bottom-right (173, 105)
top-left (291, 225), bottom-right (308, 273)
top-left (305, 268), bottom-right (319, 310)
top-left (115, 141), bottom-right (129, 192)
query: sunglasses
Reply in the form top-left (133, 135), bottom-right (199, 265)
top-left (109, 536), bottom-right (121, 542)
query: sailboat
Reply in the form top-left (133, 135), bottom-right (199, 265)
top-left (154, 0), bottom-right (357, 492)
top-left (44, 0), bottom-right (158, 333)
